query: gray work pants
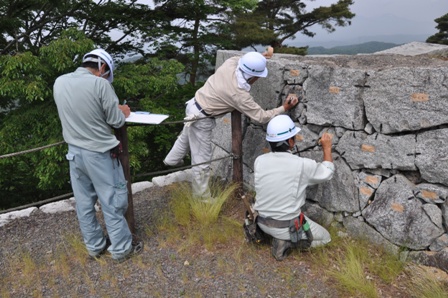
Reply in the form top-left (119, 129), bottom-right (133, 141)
top-left (164, 98), bottom-right (216, 198)
top-left (66, 145), bottom-right (133, 259)
top-left (258, 215), bottom-right (331, 248)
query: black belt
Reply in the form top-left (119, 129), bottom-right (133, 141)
top-left (257, 216), bottom-right (291, 228)
top-left (194, 100), bottom-right (212, 117)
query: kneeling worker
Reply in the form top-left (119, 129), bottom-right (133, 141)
top-left (253, 115), bottom-right (335, 261)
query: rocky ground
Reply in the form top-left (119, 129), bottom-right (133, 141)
top-left (0, 185), bottom-right (442, 297)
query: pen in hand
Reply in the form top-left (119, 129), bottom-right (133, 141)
top-left (119, 100), bottom-right (130, 118)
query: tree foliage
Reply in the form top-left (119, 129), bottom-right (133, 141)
top-left (112, 57), bottom-right (189, 177)
top-left (0, 101), bottom-right (70, 207)
top-left (232, 0), bottom-right (355, 51)
top-left (0, 30), bottom-right (185, 209)
top-left (0, 0), bottom-right (357, 209)
top-left (426, 13), bottom-right (448, 45)
top-left (0, 29), bottom-right (94, 111)
top-left (151, 0), bottom-right (258, 85)
top-left (0, 0), bottom-right (156, 55)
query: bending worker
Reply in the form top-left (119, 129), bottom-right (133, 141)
top-left (164, 51), bottom-right (298, 199)
top-left (54, 49), bottom-right (143, 262)
top-left (253, 115), bottom-right (334, 261)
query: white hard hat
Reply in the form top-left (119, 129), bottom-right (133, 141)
top-left (266, 115), bottom-right (301, 142)
top-left (82, 49), bottom-right (114, 83)
top-left (238, 52), bottom-right (268, 78)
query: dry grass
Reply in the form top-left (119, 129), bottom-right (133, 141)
top-left (306, 227), bottom-right (448, 298)
top-left (405, 265), bottom-right (448, 298)
top-left (1, 230), bottom-right (148, 297)
top-left (155, 181), bottom-right (241, 252)
top-left (328, 242), bottom-right (379, 298)
top-left (2, 183), bottom-right (448, 297)
top-left (156, 183), bottom-right (448, 297)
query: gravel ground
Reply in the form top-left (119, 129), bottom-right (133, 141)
top-left (0, 186), bottom-right (336, 297)
top-left (0, 186), bottom-right (411, 297)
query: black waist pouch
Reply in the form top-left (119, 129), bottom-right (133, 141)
top-left (110, 142), bottom-right (123, 159)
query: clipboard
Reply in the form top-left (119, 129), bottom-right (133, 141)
top-left (125, 112), bottom-right (169, 124)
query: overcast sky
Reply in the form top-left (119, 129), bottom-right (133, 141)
top-left (290, 0), bottom-right (448, 47)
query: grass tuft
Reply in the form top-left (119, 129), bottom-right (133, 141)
top-left (405, 265), bottom-right (448, 298)
top-left (310, 230), bottom-right (406, 298)
top-left (155, 181), bottom-right (241, 250)
top-left (329, 241), bottom-right (378, 298)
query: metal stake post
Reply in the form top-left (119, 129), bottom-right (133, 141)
top-left (114, 125), bottom-right (135, 234)
top-left (231, 111), bottom-right (243, 188)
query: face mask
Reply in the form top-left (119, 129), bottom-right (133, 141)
top-left (236, 69), bottom-right (252, 91)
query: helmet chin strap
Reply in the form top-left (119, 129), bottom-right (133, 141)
top-left (96, 58), bottom-right (109, 78)
top-left (290, 144), bottom-right (300, 155)
top-left (101, 70), bottom-right (110, 78)
top-left (275, 140), bottom-right (289, 148)
top-left (240, 69), bottom-right (254, 82)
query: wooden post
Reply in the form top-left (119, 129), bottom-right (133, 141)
top-left (231, 111), bottom-right (243, 190)
top-left (114, 125), bottom-right (135, 234)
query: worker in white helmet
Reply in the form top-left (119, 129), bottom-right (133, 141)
top-left (53, 48), bottom-right (143, 262)
top-left (164, 51), bottom-right (298, 199)
top-left (253, 115), bottom-right (334, 261)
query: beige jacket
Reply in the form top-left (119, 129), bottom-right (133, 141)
top-left (195, 56), bottom-right (284, 124)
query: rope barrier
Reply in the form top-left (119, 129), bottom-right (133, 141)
top-left (134, 154), bottom-right (232, 178)
top-left (0, 141), bottom-right (66, 159)
top-left (0, 115), bottom-right (216, 158)
top-left (0, 116), bottom-right (231, 213)
top-left (0, 154), bottom-right (232, 214)
top-left (1, 153), bottom-right (233, 214)
top-left (0, 192), bottom-right (74, 215)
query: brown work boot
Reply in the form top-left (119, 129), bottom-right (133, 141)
top-left (271, 238), bottom-right (292, 261)
top-left (89, 235), bottom-right (112, 260)
top-left (115, 234), bottom-right (144, 263)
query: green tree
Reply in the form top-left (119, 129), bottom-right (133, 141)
top-left (0, 0), bottom-right (156, 55)
top-left (151, 0), bottom-right (258, 86)
top-left (232, 0), bottom-right (355, 52)
top-left (0, 30), bottom-right (186, 210)
top-left (426, 13), bottom-right (448, 45)
top-left (0, 29), bottom-right (94, 110)
top-left (0, 0), bottom-right (192, 210)
top-left (112, 56), bottom-right (189, 178)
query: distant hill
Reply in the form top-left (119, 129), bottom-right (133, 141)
top-left (307, 41), bottom-right (400, 55)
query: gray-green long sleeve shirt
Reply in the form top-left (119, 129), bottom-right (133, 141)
top-left (53, 67), bottom-right (125, 153)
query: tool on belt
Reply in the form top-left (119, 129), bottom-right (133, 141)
top-left (241, 194), bottom-right (267, 244)
top-left (257, 212), bottom-right (313, 250)
top-left (110, 142), bottom-right (123, 166)
top-left (110, 142), bottom-right (123, 158)
top-left (289, 213), bottom-right (313, 248)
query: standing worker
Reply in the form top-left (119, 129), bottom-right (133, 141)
top-left (53, 49), bottom-right (143, 262)
top-left (164, 51), bottom-right (298, 199)
top-left (253, 115), bottom-right (335, 261)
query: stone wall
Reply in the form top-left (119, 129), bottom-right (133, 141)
top-left (210, 49), bottom-right (448, 271)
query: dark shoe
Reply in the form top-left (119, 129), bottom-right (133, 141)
top-left (89, 235), bottom-right (111, 260)
top-left (115, 235), bottom-right (144, 263)
top-left (271, 238), bottom-right (292, 261)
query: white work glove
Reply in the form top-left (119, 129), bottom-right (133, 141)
top-left (184, 114), bottom-right (200, 127)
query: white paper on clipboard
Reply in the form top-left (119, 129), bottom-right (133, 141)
top-left (125, 112), bottom-right (169, 125)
